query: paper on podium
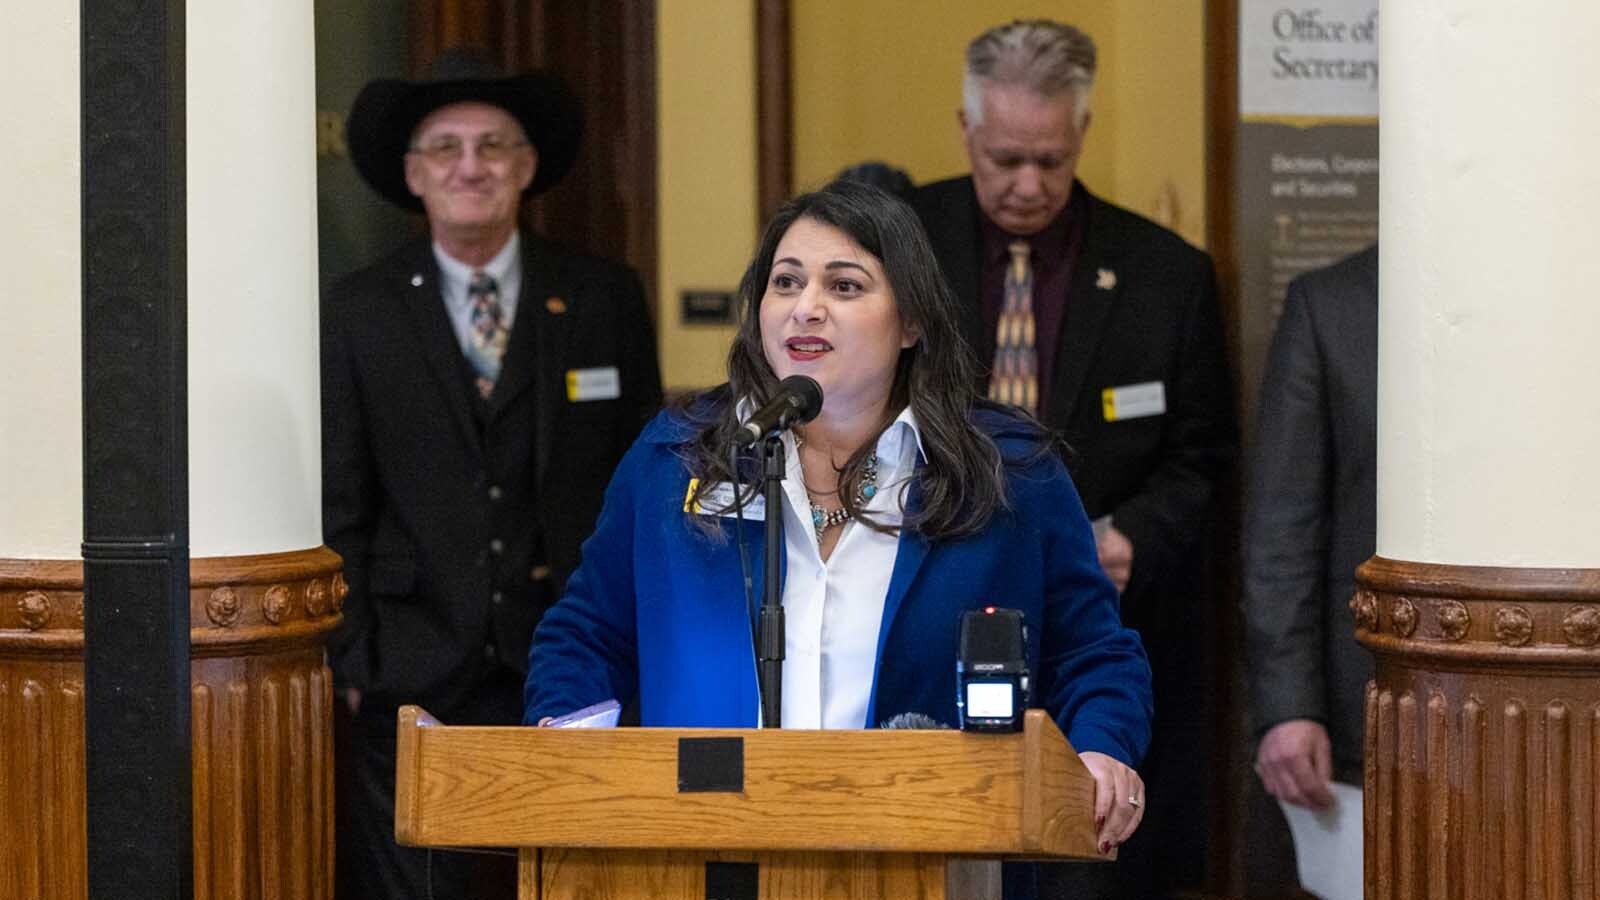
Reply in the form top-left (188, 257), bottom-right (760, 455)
top-left (546, 699), bottom-right (621, 728)
top-left (1279, 781), bottom-right (1362, 900)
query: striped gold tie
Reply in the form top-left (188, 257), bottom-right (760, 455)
top-left (988, 240), bottom-right (1037, 414)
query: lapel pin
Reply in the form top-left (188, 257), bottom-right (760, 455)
top-left (1096, 268), bottom-right (1117, 291)
top-left (545, 296), bottom-right (568, 314)
top-left (410, 273), bottom-right (424, 287)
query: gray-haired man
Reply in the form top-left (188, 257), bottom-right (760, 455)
top-left (908, 19), bottom-right (1237, 900)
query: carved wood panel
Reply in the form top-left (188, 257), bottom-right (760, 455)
top-left (409, 0), bottom-right (659, 315)
top-left (1356, 557), bottom-right (1600, 900)
top-left (0, 548), bottom-right (342, 900)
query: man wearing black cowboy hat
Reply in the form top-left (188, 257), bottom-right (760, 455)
top-left (321, 51), bottom-right (661, 899)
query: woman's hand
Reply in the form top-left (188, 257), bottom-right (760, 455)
top-left (1078, 751), bottom-right (1145, 855)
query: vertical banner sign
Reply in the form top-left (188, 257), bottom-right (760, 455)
top-left (1235, 2), bottom-right (1379, 423)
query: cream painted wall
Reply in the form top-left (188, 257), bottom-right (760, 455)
top-left (188, 1), bottom-right (323, 556)
top-left (655, 0), bottom-right (758, 390)
top-left (791, 0), bottom-right (1207, 247)
top-left (0, 6), bottom-right (322, 560)
top-left (0, 6), bottom-right (82, 559)
top-left (1378, 2), bottom-right (1600, 567)
top-left (2, 6), bottom-right (324, 560)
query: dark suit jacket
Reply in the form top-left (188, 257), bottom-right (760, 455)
top-left (321, 233), bottom-right (662, 714)
top-left (908, 178), bottom-right (1237, 671)
top-left (1242, 244), bottom-right (1377, 777)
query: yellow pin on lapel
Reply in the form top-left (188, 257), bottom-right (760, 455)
top-left (545, 296), bottom-right (567, 314)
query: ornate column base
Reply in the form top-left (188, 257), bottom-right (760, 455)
top-left (1355, 557), bottom-right (1600, 900)
top-left (0, 547), bottom-right (343, 900)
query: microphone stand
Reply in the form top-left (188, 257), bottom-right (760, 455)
top-left (757, 435), bottom-right (786, 728)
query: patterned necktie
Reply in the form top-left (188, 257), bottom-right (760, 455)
top-left (465, 270), bottom-right (508, 399)
top-left (989, 240), bottom-right (1038, 415)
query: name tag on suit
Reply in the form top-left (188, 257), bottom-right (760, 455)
top-left (1101, 381), bottom-right (1166, 422)
top-left (684, 479), bottom-right (766, 521)
top-left (566, 366), bottom-right (621, 402)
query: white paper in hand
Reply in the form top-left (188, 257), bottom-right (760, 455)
top-left (1279, 781), bottom-right (1363, 900)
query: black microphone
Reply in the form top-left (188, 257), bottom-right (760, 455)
top-left (956, 606), bottom-right (1030, 733)
top-left (735, 375), bottom-right (823, 447)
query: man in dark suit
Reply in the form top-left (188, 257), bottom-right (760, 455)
top-left (1244, 246), bottom-right (1377, 884)
top-left (906, 20), bottom-right (1236, 899)
top-left (322, 53), bottom-right (662, 899)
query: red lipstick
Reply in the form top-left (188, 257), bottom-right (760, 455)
top-left (784, 336), bottom-right (832, 361)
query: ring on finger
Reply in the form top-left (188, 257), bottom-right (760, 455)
top-left (1127, 795), bottom-right (1142, 808)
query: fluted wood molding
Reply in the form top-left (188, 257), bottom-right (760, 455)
top-left (1355, 556), bottom-right (1600, 900)
top-left (0, 546), bottom-right (340, 900)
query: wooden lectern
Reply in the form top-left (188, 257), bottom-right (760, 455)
top-left (394, 706), bottom-right (1106, 899)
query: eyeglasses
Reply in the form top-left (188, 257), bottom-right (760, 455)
top-left (407, 135), bottom-right (529, 165)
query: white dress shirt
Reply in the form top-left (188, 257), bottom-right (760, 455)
top-left (432, 232), bottom-right (522, 354)
top-left (777, 407), bottom-right (925, 729)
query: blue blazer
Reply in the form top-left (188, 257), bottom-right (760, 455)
top-left (524, 405), bottom-right (1153, 766)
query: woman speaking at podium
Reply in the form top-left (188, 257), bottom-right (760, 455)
top-left (524, 180), bottom-right (1152, 857)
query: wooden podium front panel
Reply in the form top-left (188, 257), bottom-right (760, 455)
top-left (528, 848), bottom-right (946, 900)
top-left (399, 711), bottom-right (1098, 858)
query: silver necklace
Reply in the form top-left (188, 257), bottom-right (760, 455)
top-left (797, 435), bottom-right (878, 539)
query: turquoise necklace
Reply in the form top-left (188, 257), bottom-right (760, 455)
top-left (798, 436), bottom-right (879, 539)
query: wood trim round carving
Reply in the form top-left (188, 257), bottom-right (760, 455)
top-left (1563, 605), bottom-right (1600, 647)
top-left (206, 587), bottom-right (242, 627)
top-left (1350, 589), bottom-right (1379, 631)
top-left (1355, 557), bottom-right (1600, 666)
top-left (262, 585), bottom-right (293, 625)
top-left (18, 591), bottom-right (52, 630)
top-left (1390, 597), bottom-right (1418, 638)
top-left (304, 579), bottom-right (329, 617)
top-left (1435, 600), bottom-right (1470, 641)
top-left (1492, 605), bottom-right (1534, 647)
top-left (0, 546), bottom-right (343, 657)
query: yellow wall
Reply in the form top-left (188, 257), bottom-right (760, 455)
top-left (655, 1), bottom-right (1209, 389)
top-left (655, 0), bottom-right (757, 390)
top-left (791, 0), bottom-right (1208, 247)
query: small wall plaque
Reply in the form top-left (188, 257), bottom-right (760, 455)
top-left (681, 289), bottom-right (736, 325)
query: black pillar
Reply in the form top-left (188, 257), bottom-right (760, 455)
top-left (81, 3), bottom-right (192, 898)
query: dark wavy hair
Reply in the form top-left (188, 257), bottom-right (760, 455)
top-left (678, 179), bottom-right (1045, 540)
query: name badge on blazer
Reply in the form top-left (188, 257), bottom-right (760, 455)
top-left (1101, 381), bottom-right (1166, 422)
top-left (566, 366), bottom-right (621, 402)
top-left (684, 478), bottom-right (766, 521)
